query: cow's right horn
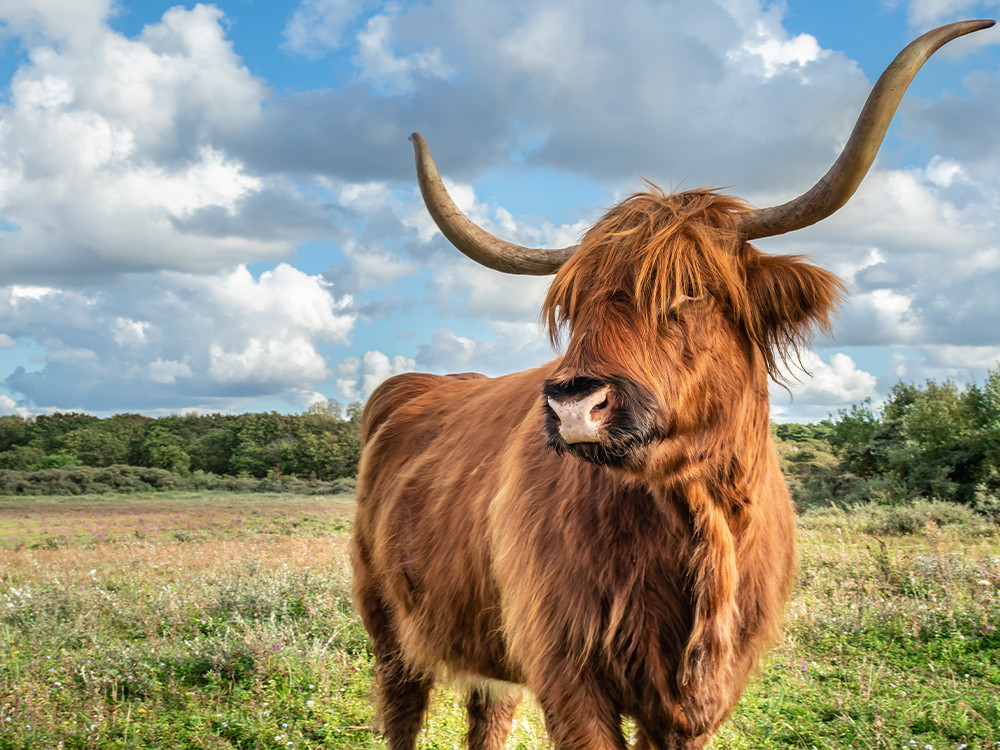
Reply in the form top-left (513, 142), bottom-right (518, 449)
top-left (410, 133), bottom-right (578, 276)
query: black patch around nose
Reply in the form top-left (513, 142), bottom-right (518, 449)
top-left (541, 375), bottom-right (665, 468)
top-left (542, 376), bottom-right (609, 402)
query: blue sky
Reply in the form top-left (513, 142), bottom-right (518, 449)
top-left (0, 0), bottom-right (997, 421)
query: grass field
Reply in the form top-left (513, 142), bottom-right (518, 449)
top-left (0, 493), bottom-right (998, 749)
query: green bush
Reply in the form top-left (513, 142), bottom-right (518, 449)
top-left (0, 465), bottom-right (356, 496)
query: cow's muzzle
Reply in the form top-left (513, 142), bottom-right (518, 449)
top-left (542, 376), bottom-right (664, 467)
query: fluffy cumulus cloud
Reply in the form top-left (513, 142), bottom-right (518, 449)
top-left (771, 352), bottom-right (879, 422)
top-left (762, 156), bottom-right (1000, 357)
top-left (414, 322), bottom-right (553, 375)
top-left (0, 3), bottom-right (305, 285)
top-left (337, 350), bottom-right (416, 400)
top-left (0, 1), bottom-right (362, 413)
top-left (0, 265), bottom-right (353, 412)
top-left (282, 0), bottom-right (371, 58)
top-left (0, 0), bottom-right (997, 421)
top-left (231, 0), bottom-right (877, 191)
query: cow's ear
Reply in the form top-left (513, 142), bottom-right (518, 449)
top-left (742, 249), bottom-right (846, 376)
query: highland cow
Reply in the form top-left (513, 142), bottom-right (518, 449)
top-left (352, 20), bottom-right (994, 750)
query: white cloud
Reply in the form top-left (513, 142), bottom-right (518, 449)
top-left (921, 344), bottom-right (1000, 370)
top-left (282, 0), bottom-right (367, 58)
top-left (360, 350), bottom-right (417, 398)
top-left (0, 264), bottom-right (354, 412)
top-left (840, 289), bottom-right (926, 345)
top-left (0, 393), bottom-right (31, 418)
top-left (335, 357), bottom-right (362, 399)
top-left (332, 239), bottom-right (417, 293)
top-left (415, 322), bottom-right (552, 376)
top-left (771, 351), bottom-right (879, 421)
top-left (0, 3), bottom-right (297, 284)
top-left (737, 30), bottom-right (826, 79)
top-left (112, 318), bottom-right (150, 348)
top-left (336, 350), bottom-right (416, 400)
top-left (354, 13), bottom-right (450, 94)
top-left (209, 337), bottom-right (329, 383)
top-left (145, 358), bottom-right (193, 385)
top-left (925, 155), bottom-right (965, 187)
top-left (0, 0), bottom-right (996, 424)
top-left (885, 345), bottom-right (1000, 387)
top-left (0, 0), bottom-right (113, 48)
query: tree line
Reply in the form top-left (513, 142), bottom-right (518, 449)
top-left (0, 400), bottom-right (363, 481)
top-left (1, 369), bottom-right (998, 516)
top-left (779, 367), bottom-right (1000, 519)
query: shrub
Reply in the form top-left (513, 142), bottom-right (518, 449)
top-left (0, 465), bottom-right (355, 496)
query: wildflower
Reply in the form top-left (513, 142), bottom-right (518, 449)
top-left (306, 700), bottom-right (315, 708)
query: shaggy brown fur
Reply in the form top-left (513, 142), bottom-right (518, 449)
top-left (352, 188), bottom-right (844, 749)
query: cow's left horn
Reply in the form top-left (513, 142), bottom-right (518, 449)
top-left (738, 19), bottom-right (995, 241)
top-left (410, 133), bottom-right (578, 275)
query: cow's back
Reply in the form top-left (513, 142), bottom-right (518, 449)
top-left (361, 371), bottom-right (487, 444)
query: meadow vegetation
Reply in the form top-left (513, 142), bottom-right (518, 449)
top-left (0, 492), bottom-right (997, 749)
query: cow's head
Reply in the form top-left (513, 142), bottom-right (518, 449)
top-left (538, 188), bottom-right (842, 470)
top-left (409, 20), bottom-right (993, 471)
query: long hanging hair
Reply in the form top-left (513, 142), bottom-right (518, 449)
top-left (542, 186), bottom-right (845, 381)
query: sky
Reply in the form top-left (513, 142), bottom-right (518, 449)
top-left (0, 0), bottom-right (997, 423)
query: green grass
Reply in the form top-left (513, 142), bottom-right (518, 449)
top-left (0, 493), bottom-right (998, 749)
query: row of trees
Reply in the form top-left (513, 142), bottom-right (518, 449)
top-left (1, 370), bottom-right (998, 514)
top-left (0, 400), bottom-right (364, 481)
top-left (782, 368), bottom-right (1000, 517)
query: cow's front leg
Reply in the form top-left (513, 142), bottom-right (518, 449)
top-left (536, 678), bottom-right (628, 750)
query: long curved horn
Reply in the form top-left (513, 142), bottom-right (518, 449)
top-left (739, 19), bottom-right (995, 241)
top-left (410, 133), bottom-right (578, 275)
